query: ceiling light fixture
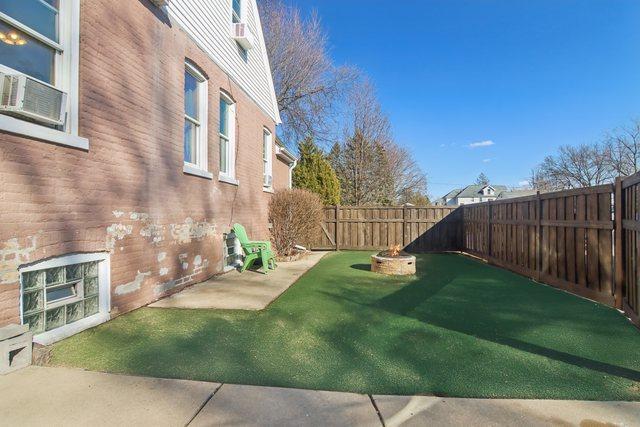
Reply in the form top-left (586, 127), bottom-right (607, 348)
top-left (0, 31), bottom-right (27, 46)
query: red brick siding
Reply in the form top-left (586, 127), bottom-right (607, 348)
top-left (273, 157), bottom-right (291, 191)
top-left (0, 0), bottom-right (282, 325)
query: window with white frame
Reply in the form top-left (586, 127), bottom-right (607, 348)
top-left (0, 0), bottom-right (80, 139)
top-left (232, 0), bottom-right (242, 23)
top-left (219, 93), bottom-right (236, 180)
top-left (184, 63), bottom-right (208, 172)
top-left (263, 128), bottom-right (273, 188)
top-left (20, 253), bottom-right (109, 337)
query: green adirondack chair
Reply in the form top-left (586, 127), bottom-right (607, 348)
top-left (232, 223), bottom-right (277, 274)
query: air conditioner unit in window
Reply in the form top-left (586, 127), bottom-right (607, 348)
top-left (232, 23), bottom-right (254, 50)
top-left (0, 73), bottom-right (67, 126)
top-left (263, 174), bottom-right (273, 188)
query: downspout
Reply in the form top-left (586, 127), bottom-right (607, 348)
top-left (289, 159), bottom-right (298, 189)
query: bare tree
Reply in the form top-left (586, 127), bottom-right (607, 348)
top-left (258, 0), bottom-right (355, 145)
top-left (386, 144), bottom-right (429, 204)
top-left (331, 79), bottom-right (427, 205)
top-left (528, 168), bottom-right (558, 192)
top-left (604, 119), bottom-right (640, 177)
top-left (534, 143), bottom-right (612, 189)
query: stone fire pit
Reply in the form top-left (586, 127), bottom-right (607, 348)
top-left (371, 246), bottom-right (416, 276)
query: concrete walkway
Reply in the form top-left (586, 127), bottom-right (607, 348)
top-left (2, 366), bottom-right (640, 427)
top-left (149, 251), bottom-right (328, 310)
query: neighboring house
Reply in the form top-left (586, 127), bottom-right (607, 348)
top-left (0, 0), bottom-right (295, 343)
top-left (496, 189), bottom-right (538, 199)
top-left (436, 185), bottom-right (509, 206)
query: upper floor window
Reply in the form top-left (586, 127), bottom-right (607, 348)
top-left (184, 62), bottom-right (209, 174)
top-left (219, 93), bottom-right (236, 182)
top-left (0, 0), bottom-right (85, 149)
top-left (263, 128), bottom-right (273, 189)
top-left (232, 0), bottom-right (242, 23)
top-left (0, 0), bottom-right (58, 84)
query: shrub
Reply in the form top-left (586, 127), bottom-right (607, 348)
top-left (269, 189), bottom-right (323, 257)
top-left (292, 138), bottom-right (341, 205)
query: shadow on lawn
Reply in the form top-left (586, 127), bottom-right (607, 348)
top-left (54, 252), bottom-right (640, 399)
top-left (350, 264), bottom-right (371, 272)
top-left (359, 255), bottom-right (640, 383)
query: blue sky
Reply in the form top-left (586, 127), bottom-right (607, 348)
top-left (289, 0), bottom-right (640, 198)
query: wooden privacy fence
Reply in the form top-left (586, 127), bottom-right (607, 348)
top-left (620, 174), bottom-right (640, 325)
top-left (309, 172), bottom-right (640, 325)
top-left (462, 185), bottom-right (616, 306)
top-left (462, 177), bottom-right (640, 326)
top-left (311, 206), bottom-right (463, 252)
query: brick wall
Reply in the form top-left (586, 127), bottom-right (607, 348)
top-left (0, 0), bottom-right (286, 325)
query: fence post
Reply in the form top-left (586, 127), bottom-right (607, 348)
top-left (335, 205), bottom-right (340, 251)
top-left (614, 177), bottom-right (624, 309)
top-left (487, 201), bottom-right (492, 257)
top-left (536, 191), bottom-right (542, 281)
top-left (402, 206), bottom-right (407, 247)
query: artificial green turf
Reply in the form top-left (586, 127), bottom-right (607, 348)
top-left (51, 252), bottom-right (640, 400)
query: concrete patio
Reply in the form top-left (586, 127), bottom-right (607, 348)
top-left (149, 251), bottom-right (328, 310)
top-left (1, 366), bottom-right (639, 426)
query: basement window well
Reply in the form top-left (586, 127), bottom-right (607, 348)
top-left (19, 252), bottom-right (110, 345)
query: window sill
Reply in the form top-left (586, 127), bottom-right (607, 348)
top-left (219, 173), bottom-right (239, 186)
top-left (33, 312), bottom-right (110, 346)
top-left (263, 187), bottom-right (274, 194)
top-left (183, 163), bottom-right (213, 179)
top-left (0, 114), bottom-right (89, 150)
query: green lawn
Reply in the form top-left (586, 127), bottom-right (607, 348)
top-left (51, 252), bottom-right (640, 400)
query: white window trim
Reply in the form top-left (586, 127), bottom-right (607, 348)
top-left (184, 62), bottom-right (209, 173)
top-left (219, 92), bottom-right (237, 182)
top-left (19, 252), bottom-right (111, 345)
top-left (263, 128), bottom-right (273, 191)
top-left (231, 0), bottom-right (247, 23)
top-left (183, 163), bottom-right (213, 179)
top-left (0, 0), bottom-right (85, 150)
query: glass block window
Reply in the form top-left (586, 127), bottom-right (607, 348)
top-left (223, 232), bottom-right (242, 269)
top-left (21, 260), bottom-right (100, 334)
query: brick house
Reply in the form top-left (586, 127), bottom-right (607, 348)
top-left (0, 0), bottom-right (295, 344)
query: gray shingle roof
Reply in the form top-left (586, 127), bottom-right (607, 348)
top-left (496, 189), bottom-right (538, 199)
top-left (454, 184), bottom-right (507, 199)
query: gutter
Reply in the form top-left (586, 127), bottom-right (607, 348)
top-left (275, 144), bottom-right (298, 189)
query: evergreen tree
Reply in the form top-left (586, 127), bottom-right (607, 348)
top-left (476, 172), bottom-right (490, 186)
top-left (292, 138), bottom-right (341, 205)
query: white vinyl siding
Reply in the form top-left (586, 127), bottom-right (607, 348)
top-left (167, 0), bottom-right (279, 124)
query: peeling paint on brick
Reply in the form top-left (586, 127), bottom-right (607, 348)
top-left (194, 255), bottom-right (202, 266)
top-left (129, 212), bottom-right (150, 221)
top-left (140, 220), bottom-right (164, 245)
top-left (112, 210), bottom-right (125, 218)
top-left (157, 252), bottom-right (167, 262)
top-left (115, 271), bottom-right (151, 295)
top-left (106, 223), bottom-right (133, 252)
top-left (0, 236), bottom-right (38, 285)
top-left (159, 267), bottom-right (169, 276)
top-left (170, 218), bottom-right (216, 244)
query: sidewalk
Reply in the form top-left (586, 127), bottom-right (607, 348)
top-left (149, 252), bottom-right (328, 310)
top-left (1, 366), bottom-right (639, 426)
